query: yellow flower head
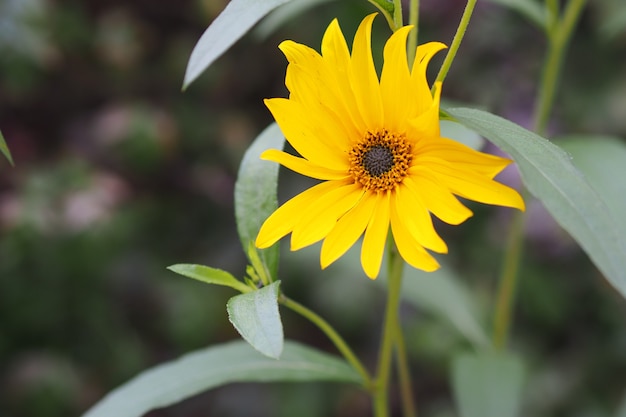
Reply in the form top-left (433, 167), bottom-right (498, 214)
top-left (255, 14), bottom-right (525, 279)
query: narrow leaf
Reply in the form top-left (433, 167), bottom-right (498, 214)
top-left (227, 281), bottom-right (284, 358)
top-left (183, 0), bottom-right (292, 89)
top-left (402, 265), bottom-right (490, 348)
top-left (452, 351), bottom-right (526, 417)
top-left (235, 123), bottom-right (284, 279)
top-left (0, 128), bottom-right (14, 166)
top-left (255, 0), bottom-right (336, 40)
top-left (447, 107), bottom-right (626, 299)
top-left (81, 340), bottom-right (362, 417)
top-left (167, 264), bottom-right (250, 293)
top-left (557, 136), bottom-right (626, 241)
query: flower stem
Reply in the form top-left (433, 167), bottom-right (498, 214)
top-left (393, 0), bottom-right (403, 29)
top-left (433, 0), bottom-right (477, 89)
top-left (373, 243), bottom-right (405, 417)
top-left (492, 208), bottom-right (526, 350)
top-left (532, 0), bottom-right (588, 134)
top-left (407, 0), bottom-right (419, 66)
top-left (493, 0), bottom-right (587, 350)
top-left (280, 295), bottom-right (372, 386)
top-left (394, 320), bottom-right (417, 417)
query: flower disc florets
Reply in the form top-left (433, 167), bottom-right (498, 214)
top-left (349, 130), bottom-right (412, 192)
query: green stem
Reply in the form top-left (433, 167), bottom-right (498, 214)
top-left (433, 0), bottom-right (478, 88)
top-left (532, 0), bottom-right (588, 134)
top-left (492, 209), bottom-right (526, 350)
top-left (393, 0), bottom-right (404, 29)
top-left (394, 320), bottom-right (417, 417)
top-left (280, 295), bottom-right (372, 386)
top-left (407, 0), bottom-right (419, 66)
top-left (492, 0), bottom-right (587, 351)
top-left (373, 243), bottom-right (405, 417)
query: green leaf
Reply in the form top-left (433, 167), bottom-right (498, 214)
top-left (402, 265), bottom-right (490, 349)
top-left (182, 0), bottom-right (292, 90)
top-left (254, 0), bottom-right (336, 40)
top-left (483, 0), bottom-right (547, 29)
top-left (235, 123), bottom-right (284, 279)
top-left (227, 281), bottom-right (284, 358)
top-left (452, 351), bottom-right (526, 417)
top-left (447, 107), bottom-right (626, 299)
top-left (557, 136), bottom-right (626, 241)
top-left (441, 120), bottom-right (484, 150)
top-left (167, 264), bottom-right (250, 293)
top-left (0, 128), bottom-right (14, 166)
top-left (81, 340), bottom-right (362, 417)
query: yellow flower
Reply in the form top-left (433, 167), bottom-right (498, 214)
top-left (255, 14), bottom-right (525, 279)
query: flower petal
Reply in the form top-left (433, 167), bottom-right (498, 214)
top-left (350, 13), bottom-right (383, 131)
top-left (261, 149), bottom-right (349, 181)
top-left (390, 202), bottom-right (440, 272)
top-left (380, 25), bottom-right (414, 133)
top-left (426, 161), bottom-right (526, 210)
top-left (265, 98), bottom-right (349, 170)
top-left (291, 183), bottom-right (363, 250)
top-left (405, 175), bottom-right (473, 225)
top-left (409, 81), bottom-right (442, 140)
top-left (320, 18), bottom-right (365, 134)
top-left (415, 137), bottom-right (512, 179)
top-left (256, 181), bottom-right (341, 248)
top-left (361, 192), bottom-right (391, 279)
top-left (280, 40), bottom-right (356, 147)
top-left (320, 192), bottom-right (377, 269)
top-left (394, 183), bottom-right (447, 253)
top-left (410, 42), bottom-right (447, 115)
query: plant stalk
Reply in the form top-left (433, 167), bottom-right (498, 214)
top-left (280, 295), bottom-right (371, 386)
top-left (373, 243), bottom-right (405, 417)
top-left (433, 0), bottom-right (478, 89)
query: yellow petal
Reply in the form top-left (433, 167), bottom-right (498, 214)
top-left (410, 42), bottom-right (447, 115)
top-left (261, 149), bottom-right (349, 181)
top-left (280, 41), bottom-right (356, 145)
top-left (394, 183), bottom-right (447, 253)
top-left (415, 137), bottom-right (512, 179)
top-left (291, 183), bottom-right (363, 250)
top-left (349, 13), bottom-right (383, 131)
top-left (361, 192), bottom-right (391, 279)
top-left (427, 162), bottom-right (526, 211)
top-left (256, 181), bottom-right (341, 248)
top-left (264, 98), bottom-right (349, 170)
top-left (320, 18), bottom-right (365, 134)
top-left (390, 203), bottom-right (440, 272)
top-left (405, 175), bottom-right (473, 225)
top-left (409, 81), bottom-right (442, 140)
top-left (320, 192), bottom-right (376, 269)
top-left (380, 25), bottom-right (414, 133)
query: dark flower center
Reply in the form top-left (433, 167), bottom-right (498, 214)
top-left (363, 145), bottom-right (394, 177)
top-left (348, 130), bottom-right (413, 192)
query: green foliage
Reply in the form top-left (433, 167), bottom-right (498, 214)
top-left (0, 128), bottom-right (14, 166)
top-left (81, 340), bottom-right (362, 417)
top-left (452, 351), bottom-right (526, 417)
top-left (167, 264), bottom-right (250, 293)
top-left (235, 123), bottom-right (285, 279)
top-left (558, 136), bottom-right (626, 245)
top-left (227, 281), bottom-right (284, 358)
top-left (401, 265), bottom-right (490, 349)
top-left (447, 107), bottom-right (626, 300)
top-left (182, 0), bottom-right (293, 89)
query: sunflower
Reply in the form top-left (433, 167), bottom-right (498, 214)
top-left (255, 13), bottom-right (525, 279)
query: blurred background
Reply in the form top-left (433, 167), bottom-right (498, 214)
top-left (0, 0), bottom-right (625, 416)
